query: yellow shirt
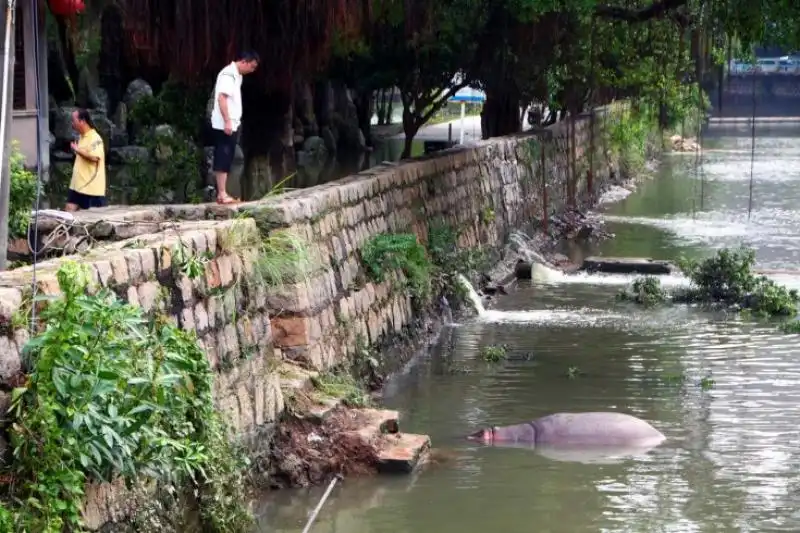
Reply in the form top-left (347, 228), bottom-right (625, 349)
top-left (70, 129), bottom-right (106, 197)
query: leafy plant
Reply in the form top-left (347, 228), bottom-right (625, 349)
top-left (361, 233), bottom-right (432, 301)
top-left (173, 240), bottom-right (213, 280)
top-left (219, 221), bottom-right (314, 288)
top-left (3, 261), bottom-right (252, 532)
top-left (617, 276), bottom-right (667, 306)
top-left (9, 144), bottom-right (37, 239)
top-left (605, 104), bottom-right (656, 176)
top-left (676, 248), bottom-right (798, 317)
top-left (480, 344), bottom-right (507, 363)
top-left (311, 371), bottom-right (371, 408)
top-left (426, 219), bottom-right (488, 300)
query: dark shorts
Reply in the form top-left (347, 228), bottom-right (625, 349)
top-left (67, 189), bottom-right (107, 210)
top-left (212, 128), bottom-right (239, 173)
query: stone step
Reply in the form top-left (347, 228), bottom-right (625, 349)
top-left (581, 256), bottom-right (676, 275)
top-left (377, 433), bottom-right (432, 474)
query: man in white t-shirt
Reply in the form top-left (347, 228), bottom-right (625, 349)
top-left (211, 50), bottom-right (260, 204)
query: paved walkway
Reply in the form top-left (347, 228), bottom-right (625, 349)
top-left (395, 115), bottom-right (485, 143)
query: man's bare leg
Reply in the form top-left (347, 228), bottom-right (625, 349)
top-left (65, 203), bottom-right (79, 212)
top-left (215, 171), bottom-right (231, 202)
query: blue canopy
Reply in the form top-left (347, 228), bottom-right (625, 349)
top-left (448, 87), bottom-right (486, 103)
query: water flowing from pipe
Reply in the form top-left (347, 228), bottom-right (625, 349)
top-left (455, 274), bottom-right (485, 315)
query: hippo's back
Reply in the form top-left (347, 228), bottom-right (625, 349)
top-left (533, 412), bottom-right (665, 446)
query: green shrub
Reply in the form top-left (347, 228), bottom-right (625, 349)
top-left (676, 248), bottom-right (798, 317)
top-left (9, 145), bottom-right (37, 239)
top-left (617, 276), bottom-right (667, 306)
top-left (361, 233), bottom-right (432, 301)
top-left (2, 261), bottom-right (252, 532)
top-left (480, 344), bottom-right (507, 363)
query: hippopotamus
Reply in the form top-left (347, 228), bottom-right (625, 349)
top-left (467, 412), bottom-right (666, 462)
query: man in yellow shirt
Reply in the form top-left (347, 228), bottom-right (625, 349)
top-left (65, 108), bottom-right (107, 211)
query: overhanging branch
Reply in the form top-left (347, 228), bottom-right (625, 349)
top-left (595, 0), bottom-right (688, 23)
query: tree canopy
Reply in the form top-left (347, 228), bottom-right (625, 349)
top-left (114, 0), bottom-right (800, 150)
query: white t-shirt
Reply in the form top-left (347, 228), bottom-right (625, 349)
top-left (211, 62), bottom-right (243, 131)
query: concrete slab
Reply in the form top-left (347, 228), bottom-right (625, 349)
top-left (377, 433), bottom-right (431, 474)
top-left (581, 256), bottom-right (676, 275)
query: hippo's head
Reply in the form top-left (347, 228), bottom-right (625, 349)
top-left (466, 423), bottom-right (538, 445)
top-left (465, 427), bottom-right (495, 444)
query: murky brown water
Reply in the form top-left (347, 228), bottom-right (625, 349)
top-left (255, 125), bottom-right (800, 533)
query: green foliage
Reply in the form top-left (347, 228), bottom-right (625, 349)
top-left (605, 104), bottom-right (657, 176)
top-left (427, 219), bottom-right (488, 297)
top-left (133, 129), bottom-right (204, 205)
top-left (219, 221), bottom-right (315, 288)
top-left (311, 371), bottom-right (371, 408)
top-left (617, 249), bottom-right (799, 322)
top-left (361, 233), bottom-right (432, 301)
top-left (129, 79), bottom-right (211, 140)
top-left (676, 249), bottom-right (798, 317)
top-left (480, 344), bottom-right (508, 363)
top-left (617, 276), bottom-right (667, 306)
top-left (9, 145), bottom-right (37, 239)
top-left (780, 320), bottom-right (800, 334)
top-left (125, 79), bottom-right (209, 204)
top-left (4, 261), bottom-right (252, 532)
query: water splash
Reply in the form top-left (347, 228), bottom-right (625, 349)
top-left (455, 274), bottom-right (486, 315)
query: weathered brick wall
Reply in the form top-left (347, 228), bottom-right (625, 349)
top-left (0, 108), bottom-right (617, 524)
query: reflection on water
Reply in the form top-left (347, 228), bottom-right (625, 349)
top-left (258, 130), bottom-right (800, 532)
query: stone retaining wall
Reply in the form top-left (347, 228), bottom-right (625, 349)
top-left (0, 106), bottom-right (621, 527)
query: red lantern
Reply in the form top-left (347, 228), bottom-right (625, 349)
top-left (48, 0), bottom-right (86, 17)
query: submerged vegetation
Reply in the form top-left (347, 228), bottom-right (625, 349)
top-left (480, 344), bottom-right (508, 363)
top-left (617, 275), bottom-right (668, 306)
top-left (620, 248), bottom-right (800, 328)
top-left (0, 262), bottom-right (251, 532)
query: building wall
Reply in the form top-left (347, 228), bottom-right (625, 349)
top-left (9, 0), bottom-right (49, 171)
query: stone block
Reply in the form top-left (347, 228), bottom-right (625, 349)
top-left (0, 288), bottom-right (22, 324)
top-left (126, 286), bottom-right (139, 307)
top-left (124, 251), bottom-right (143, 285)
top-left (138, 248), bottom-right (157, 279)
top-left (110, 255), bottom-right (129, 287)
top-left (157, 245), bottom-right (172, 277)
top-left (93, 261), bottom-right (113, 288)
top-left (205, 259), bottom-right (222, 290)
top-left (271, 315), bottom-right (321, 347)
top-left (0, 337), bottom-right (21, 384)
top-left (217, 255), bottom-right (234, 287)
top-left (378, 433), bottom-right (431, 474)
top-left (237, 383), bottom-right (255, 430)
top-left (224, 323), bottom-right (240, 357)
top-left (194, 301), bottom-right (210, 334)
top-left (177, 306), bottom-right (194, 334)
top-left (177, 275), bottom-right (194, 305)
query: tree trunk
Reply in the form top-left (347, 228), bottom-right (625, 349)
top-left (386, 87), bottom-right (395, 125)
top-left (377, 89), bottom-right (387, 125)
top-left (480, 87), bottom-right (522, 139)
top-left (401, 107), bottom-right (419, 159)
top-left (353, 88), bottom-right (373, 146)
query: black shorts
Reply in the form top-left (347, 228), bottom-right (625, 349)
top-left (67, 189), bottom-right (107, 210)
top-left (212, 128), bottom-right (239, 173)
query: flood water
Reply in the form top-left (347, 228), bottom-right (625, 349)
top-left (256, 123), bottom-right (800, 533)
